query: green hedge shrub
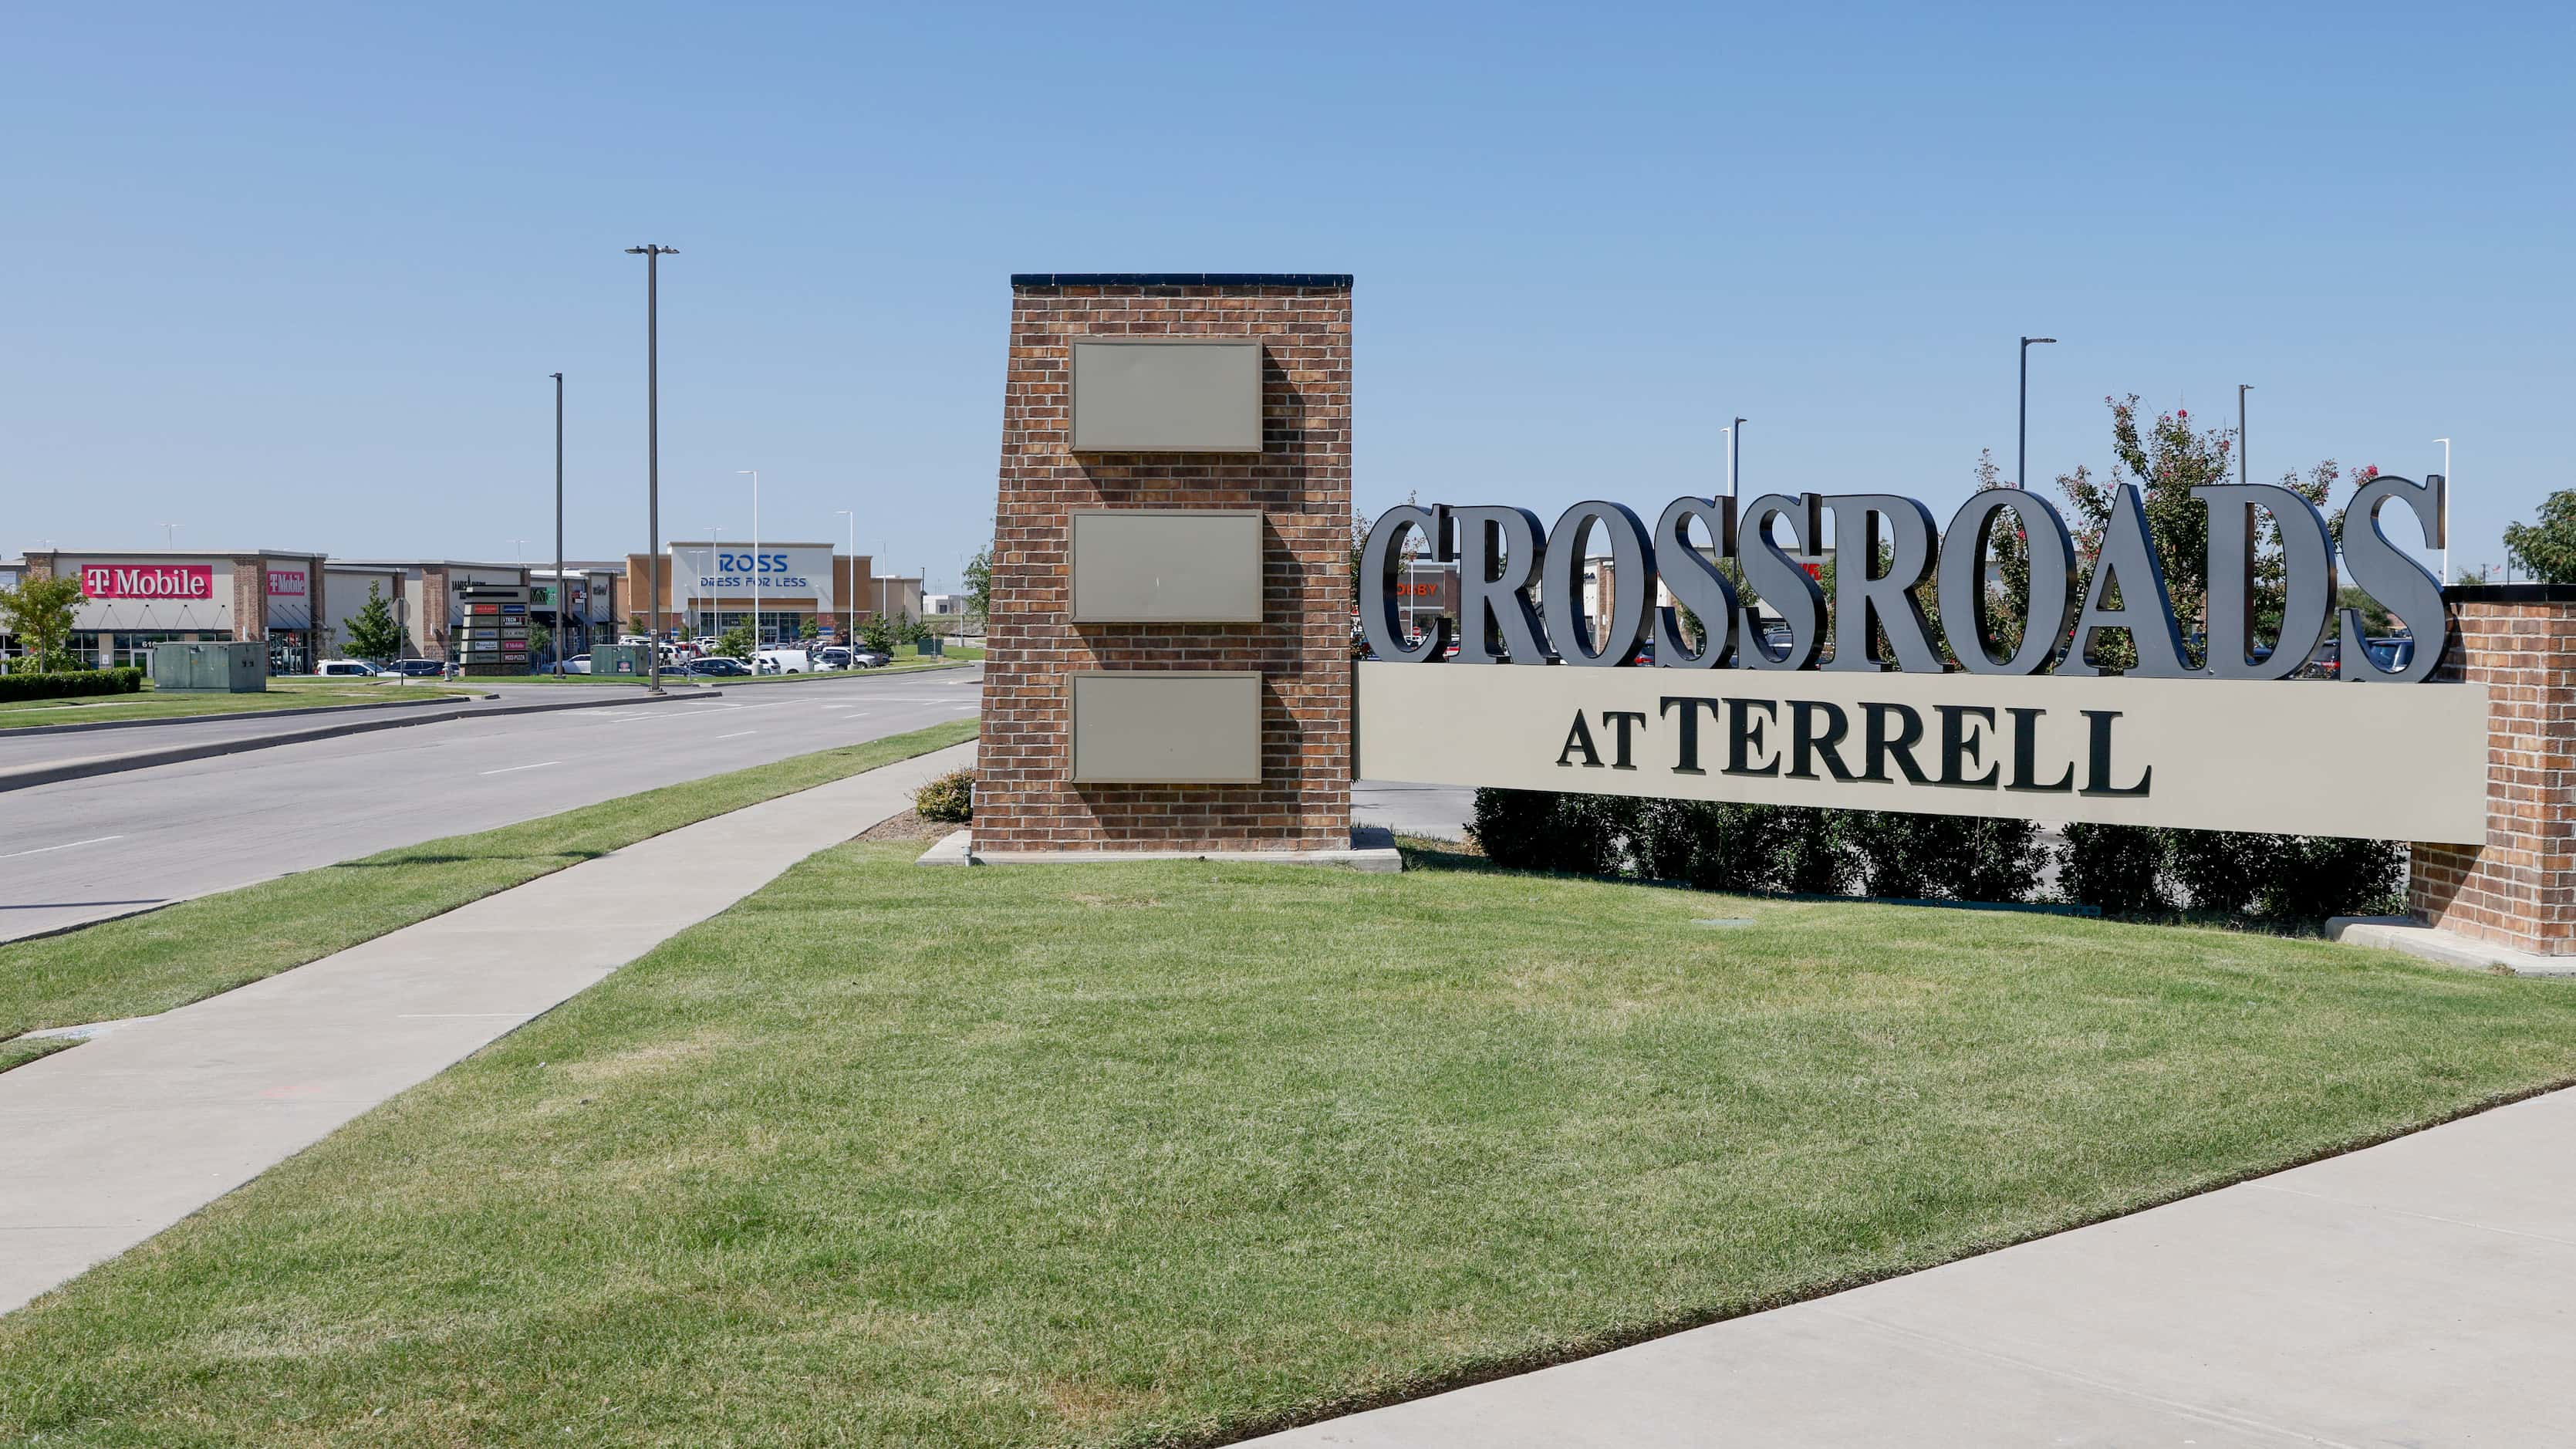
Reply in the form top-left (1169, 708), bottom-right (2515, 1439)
top-left (1472, 790), bottom-right (2032, 904)
top-left (0, 667), bottom-right (143, 704)
top-left (2060, 825), bottom-right (2402, 922)
top-left (913, 768), bottom-right (973, 823)
top-left (1632, 799), bottom-right (1855, 895)
top-left (2057, 823), bottom-right (2171, 915)
top-left (1474, 788), bottom-right (2396, 924)
top-left (1840, 810), bottom-right (2048, 904)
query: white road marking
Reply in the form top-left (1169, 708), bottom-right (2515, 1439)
top-left (478, 760), bottom-right (561, 775)
top-left (0, 834), bottom-right (123, 860)
top-left (715, 731), bottom-right (757, 740)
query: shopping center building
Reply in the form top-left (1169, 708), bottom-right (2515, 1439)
top-left (5, 549), bottom-right (616, 669)
top-left (9, 549), bottom-right (333, 671)
top-left (621, 543), bottom-right (926, 643)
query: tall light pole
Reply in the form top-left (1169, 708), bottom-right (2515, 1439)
top-left (551, 372), bottom-right (565, 674)
top-left (2237, 384), bottom-right (2252, 487)
top-left (1728, 417), bottom-right (1745, 499)
top-left (2434, 437), bottom-right (2453, 585)
top-left (159, 522), bottom-right (181, 547)
top-left (834, 508), bottom-right (856, 654)
top-left (2017, 337), bottom-right (2055, 489)
top-left (625, 244), bottom-right (677, 694)
top-left (738, 470), bottom-right (761, 650)
top-left (704, 525), bottom-right (722, 640)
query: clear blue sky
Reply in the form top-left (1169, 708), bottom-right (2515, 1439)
top-left (7, 2), bottom-right (2568, 591)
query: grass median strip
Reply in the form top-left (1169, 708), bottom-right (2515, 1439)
top-left (0, 718), bottom-right (976, 1050)
top-left (0, 683), bottom-right (474, 731)
top-left (6, 841), bottom-right (2574, 1444)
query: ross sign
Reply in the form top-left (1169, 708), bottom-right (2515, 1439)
top-left (677, 545), bottom-right (837, 611)
top-left (81, 564), bottom-right (213, 600)
top-left (1355, 478), bottom-right (2484, 841)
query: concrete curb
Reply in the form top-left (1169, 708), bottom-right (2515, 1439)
top-left (2324, 915), bottom-right (2576, 978)
top-left (919, 824), bottom-right (1403, 873)
top-left (0, 690), bottom-right (728, 795)
top-left (0, 691), bottom-right (493, 739)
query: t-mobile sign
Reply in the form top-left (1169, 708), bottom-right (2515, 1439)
top-left (266, 569), bottom-right (307, 596)
top-left (81, 564), bottom-right (214, 600)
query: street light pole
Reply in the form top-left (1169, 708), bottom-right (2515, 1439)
top-left (2017, 337), bottom-right (2056, 489)
top-left (2237, 384), bottom-right (2252, 488)
top-left (1728, 417), bottom-right (1745, 500)
top-left (2434, 437), bottom-right (2453, 585)
top-left (552, 372), bottom-right (564, 675)
top-left (738, 470), bottom-right (761, 655)
top-left (834, 508), bottom-right (856, 657)
top-left (625, 244), bottom-right (677, 694)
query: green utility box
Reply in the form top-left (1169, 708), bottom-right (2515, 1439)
top-left (150, 642), bottom-right (268, 693)
top-left (593, 644), bottom-right (658, 677)
top-left (917, 634), bottom-right (944, 657)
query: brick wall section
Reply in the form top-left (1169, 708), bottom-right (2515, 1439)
top-left (228, 556), bottom-right (264, 643)
top-left (2410, 586), bottom-right (2576, 954)
top-left (978, 275), bottom-right (1353, 852)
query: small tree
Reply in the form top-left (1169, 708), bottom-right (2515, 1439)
top-left (717, 622), bottom-right (758, 660)
top-left (0, 574), bottom-right (88, 672)
top-left (896, 610), bottom-right (929, 646)
top-left (964, 545), bottom-right (993, 627)
top-left (2504, 490), bottom-right (2576, 584)
top-left (858, 614), bottom-right (899, 654)
top-left (344, 581), bottom-right (403, 662)
top-left (527, 622), bottom-right (552, 668)
top-left (799, 617), bottom-right (821, 644)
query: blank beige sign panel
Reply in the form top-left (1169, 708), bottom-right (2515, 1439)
top-left (1069, 341), bottom-right (1264, 453)
top-left (1069, 511), bottom-right (1264, 623)
top-left (1070, 672), bottom-right (1263, 784)
top-left (1355, 662), bottom-right (2491, 843)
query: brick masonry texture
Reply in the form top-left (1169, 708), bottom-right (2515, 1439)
top-left (978, 279), bottom-right (1353, 852)
top-left (2411, 595), bottom-right (2576, 955)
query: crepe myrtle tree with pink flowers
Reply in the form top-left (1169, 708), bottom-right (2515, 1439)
top-left (1967, 395), bottom-right (2368, 673)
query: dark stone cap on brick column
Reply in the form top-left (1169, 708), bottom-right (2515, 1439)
top-left (1010, 272), bottom-right (1353, 289)
top-left (2444, 583), bottom-right (2576, 603)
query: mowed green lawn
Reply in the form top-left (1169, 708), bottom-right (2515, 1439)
top-left (0, 681), bottom-right (470, 729)
top-left (7, 844), bottom-right (2576, 1446)
top-left (0, 720), bottom-right (979, 1059)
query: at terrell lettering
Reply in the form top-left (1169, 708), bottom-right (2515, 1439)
top-left (1558, 696), bottom-right (2150, 799)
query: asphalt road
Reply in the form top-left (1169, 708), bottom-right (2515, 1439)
top-left (0, 668), bottom-right (982, 943)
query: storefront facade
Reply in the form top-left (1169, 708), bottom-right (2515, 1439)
top-left (625, 543), bottom-right (875, 644)
top-left (13, 549), bottom-right (330, 671)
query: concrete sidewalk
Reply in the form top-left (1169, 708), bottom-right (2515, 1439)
top-left (1251, 1085), bottom-right (2576, 1447)
top-left (0, 739), bottom-right (973, 1316)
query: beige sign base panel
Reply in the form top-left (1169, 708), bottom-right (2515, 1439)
top-left (1356, 662), bottom-right (2490, 843)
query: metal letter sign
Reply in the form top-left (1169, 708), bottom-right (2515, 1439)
top-left (1355, 479), bottom-right (2488, 842)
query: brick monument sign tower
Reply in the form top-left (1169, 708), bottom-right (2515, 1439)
top-left (972, 273), bottom-right (1365, 860)
top-left (2407, 582), bottom-right (2576, 958)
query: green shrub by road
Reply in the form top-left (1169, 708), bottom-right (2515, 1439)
top-left (7, 840), bottom-right (2574, 1445)
top-left (0, 719), bottom-right (977, 1049)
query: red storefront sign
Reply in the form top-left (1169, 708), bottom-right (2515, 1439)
top-left (267, 569), bottom-right (307, 596)
top-left (80, 564), bottom-right (214, 600)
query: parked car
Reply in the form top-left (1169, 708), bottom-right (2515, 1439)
top-left (562, 654), bottom-right (592, 674)
top-left (383, 658), bottom-right (445, 677)
top-left (814, 647), bottom-right (855, 670)
top-left (852, 647), bottom-right (892, 667)
top-left (314, 659), bottom-right (382, 677)
top-left (2363, 636), bottom-right (2416, 673)
top-left (684, 656), bottom-right (752, 677)
top-left (755, 649), bottom-right (812, 674)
